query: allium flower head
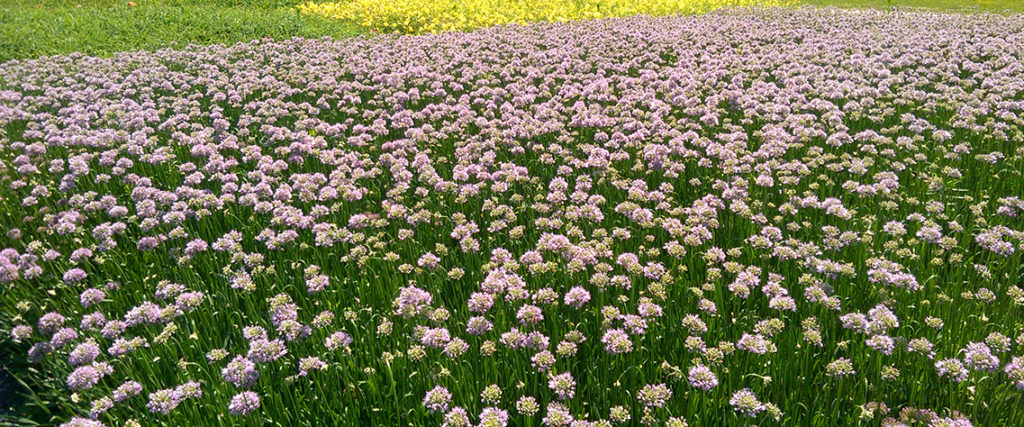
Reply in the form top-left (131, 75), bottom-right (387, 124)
top-left (601, 329), bottom-right (632, 355)
top-left (479, 407), bottom-right (509, 427)
top-left (936, 358), bottom-right (969, 383)
top-left (563, 286), bottom-right (591, 308)
top-left (423, 385), bottom-right (452, 413)
top-left (542, 402), bottom-right (573, 426)
top-left (638, 383), bottom-right (672, 408)
top-left (67, 365), bottom-right (101, 391)
top-left (962, 342), bottom-right (999, 373)
top-left (326, 331), bottom-right (353, 350)
top-left (60, 418), bottom-right (105, 427)
top-left (729, 389), bottom-right (764, 418)
top-left (548, 372), bottom-right (576, 400)
top-left (442, 407), bottom-right (470, 427)
top-left (146, 388), bottom-right (182, 414)
top-left (1005, 356), bottom-right (1024, 390)
top-left (688, 364), bottom-right (718, 390)
top-left (223, 355), bottom-right (259, 388)
top-left (517, 395), bottom-right (540, 416)
top-left (826, 358), bottom-right (856, 378)
top-left (228, 391), bottom-right (261, 416)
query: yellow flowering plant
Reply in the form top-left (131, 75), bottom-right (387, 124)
top-left (298, 0), bottom-right (793, 34)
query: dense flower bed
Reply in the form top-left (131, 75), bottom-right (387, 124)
top-left (2, 7), bottom-right (1024, 427)
top-left (296, 0), bottom-right (791, 34)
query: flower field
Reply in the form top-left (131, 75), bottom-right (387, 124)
top-left (2, 7), bottom-right (1024, 427)
top-left (297, 0), bottom-right (792, 34)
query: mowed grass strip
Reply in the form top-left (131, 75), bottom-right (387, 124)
top-left (802, 0), bottom-right (1024, 12)
top-left (0, 0), bottom-right (363, 63)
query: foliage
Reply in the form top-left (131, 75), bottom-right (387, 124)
top-left (297, 0), bottom-right (794, 34)
top-left (0, 1), bottom-right (361, 63)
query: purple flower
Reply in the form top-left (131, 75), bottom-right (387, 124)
top-left (79, 288), bottom-right (105, 307)
top-left (70, 248), bottom-right (93, 262)
top-left (137, 236), bottom-right (160, 250)
top-left (467, 292), bottom-right (494, 314)
top-left (60, 418), bottom-right (105, 427)
top-left (737, 333), bottom-right (773, 354)
top-left (223, 355), bottom-right (259, 388)
top-left (688, 364), bottom-right (718, 391)
top-left (67, 365), bottom-right (101, 391)
top-left (147, 388), bottom-right (182, 414)
top-left (516, 304), bottom-right (544, 326)
top-left (326, 331), bottom-right (353, 350)
top-left (478, 407), bottom-right (509, 426)
top-left (229, 391), bottom-right (261, 416)
top-left (62, 268), bottom-right (88, 284)
top-left (866, 335), bottom-right (896, 356)
top-left (298, 356), bottom-right (327, 376)
top-left (563, 286), bottom-right (590, 308)
top-left (37, 312), bottom-right (66, 335)
top-left (306, 274), bottom-right (329, 293)
top-left (247, 338), bottom-right (287, 363)
top-left (442, 407), bottom-right (470, 427)
top-left (113, 380), bottom-right (143, 402)
top-left (27, 342), bottom-right (54, 362)
top-left (68, 341), bottom-right (100, 366)
top-left (963, 342), bottom-right (1000, 373)
top-left (601, 329), bottom-right (632, 354)
top-left (419, 327), bottom-right (451, 348)
top-left (175, 381), bottom-right (203, 399)
top-left (638, 383), bottom-right (672, 408)
top-left (423, 385), bottom-right (452, 413)
top-left (394, 285), bottom-right (433, 318)
top-left (184, 238), bottom-right (208, 256)
top-left (730, 388), bottom-right (764, 418)
top-left (49, 327), bottom-right (78, 349)
top-left (936, 358), bottom-right (969, 383)
top-left (548, 372), bottom-right (576, 400)
top-left (1005, 356), bottom-right (1024, 390)
top-left (10, 324), bottom-right (32, 342)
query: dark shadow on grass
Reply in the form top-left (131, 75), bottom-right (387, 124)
top-left (0, 341), bottom-right (31, 426)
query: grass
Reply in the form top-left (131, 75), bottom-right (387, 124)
top-left (0, 0), bottom-right (363, 63)
top-left (802, 0), bottom-right (1024, 12)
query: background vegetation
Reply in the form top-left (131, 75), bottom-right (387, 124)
top-left (2, 0), bottom-right (1022, 63)
top-left (0, 0), bottom-right (362, 63)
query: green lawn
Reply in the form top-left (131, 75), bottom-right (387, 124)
top-left (0, 0), bottom-right (363, 63)
top-left (803, 0), bottom-right (1024, 12)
